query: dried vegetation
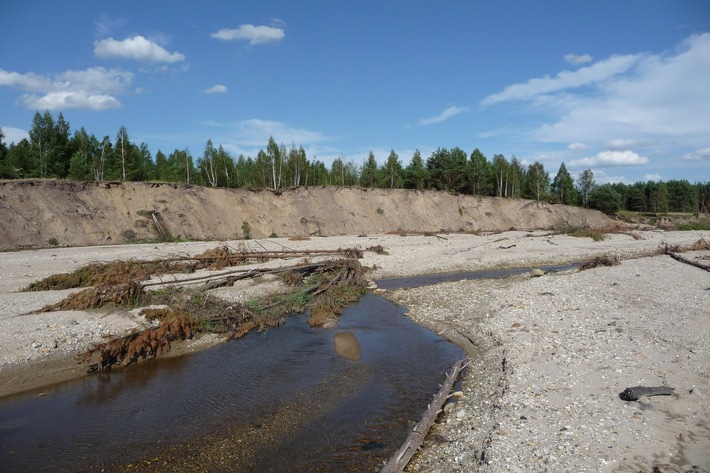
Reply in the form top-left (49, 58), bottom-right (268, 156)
top-left (27, 243), bottom-right (373, 373)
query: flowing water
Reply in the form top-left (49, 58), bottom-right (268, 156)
top-left (0, 294), bottom-right (463, 472)
top-left (0, 265), bottom-right (577, 472)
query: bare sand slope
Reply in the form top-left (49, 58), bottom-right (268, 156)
top-left (0, 180), bottom-right (614, 249)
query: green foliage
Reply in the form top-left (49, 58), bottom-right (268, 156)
top-left (241, 221), bottom-right (252, 240)
top-left (360, 152), bottom-right (380, 187)
top-left (576, 169), bottom-right (596, 207)
top-left (552, 163), bottom-right (577, 205)
top-left (426, 147), bottom-right (468, 192)
top-left (589, 184), bottom-right (622, 214)
top-left (3, 111), bottom-right (709, 219)
top-left (469, 148), bottom-right (493, 196)
top-left (570, 228), bottom-right (605, 241)
top-left (380, 149), bottom-right (403, 188)
top-left (677, 219), bottom-right (710, 231)
top-left (525, 161), bottom-right (550, 201)
top-left (403, 150), bottom-right (428, 190)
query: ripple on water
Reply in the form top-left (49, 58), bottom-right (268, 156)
top-left (0, 294), bottom-right (463, 472)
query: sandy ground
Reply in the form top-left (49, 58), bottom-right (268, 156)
top-left (0, 229), bottom-right (709, 472)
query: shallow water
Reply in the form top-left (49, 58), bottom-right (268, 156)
top-left (376, 263), bottom-right (579, 290)
top-left (0, 294), bottom-right (463, 472)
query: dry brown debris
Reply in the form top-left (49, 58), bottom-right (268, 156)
top-left (29, 248), bottom-right (368, 373)
top-left (579, 256), bottom-right (621, 271)
top-left (79, 311), bottom-right (197, 373)
top-left (40, 282), bottom-right (145, 311)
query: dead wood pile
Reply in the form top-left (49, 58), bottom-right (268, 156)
top-left (27, 243), bottom-right (373, 373)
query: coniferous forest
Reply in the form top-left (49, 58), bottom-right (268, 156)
top-left (1, 111), bottom-right (708, 216)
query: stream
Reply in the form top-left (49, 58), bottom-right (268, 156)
top-left (0, 294), bottom-right (462, 472)
top-left (0, 265), bottom-right (576, 472)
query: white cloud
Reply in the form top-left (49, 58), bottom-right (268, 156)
top-left (482, 32), bottom-right (710, 173)
top-left (417, 105), bottom-right (469, 126)
top-left (644, 173), bottom-right (663, 181)
top-left (200, 119), bottom-right (328, 155)
top-left (203, 84), bottom-right (227, 94)
top-left (568, 142), bottom-right (587, 150)
top-left (570, 150), bottom-right (649, 168)
top-left (211, 25), bottom-right (285, 45)
top-left (0, 67), bottom-right (132, 111)
top-left (21, 92), bottom-right (120, 111)
top-left (0, 126), bottom-right (29, 144)
top-left (605, 138), bottom-right (642, 149)
top-left (564, 53), bottom-right (593, 65)
top-left (533, 33), bottom-right (710, 146)
top-left (93, 14), bottom-right (126, 39)
top-left (682, 147), bottom-right (710, 161)
top-left (94, 36), bottom-right (185, 63)
top-left (482, 53), bottom-right (640, 105)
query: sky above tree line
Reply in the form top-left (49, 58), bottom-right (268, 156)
top-left (1, 1), bottom-right (709, 185)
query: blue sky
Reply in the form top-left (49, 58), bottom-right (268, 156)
top-left (1, 1), bottom-right (709, 184)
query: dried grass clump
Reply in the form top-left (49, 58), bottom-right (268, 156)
top-left (579, 255), bottom-right (620, 271)
top-left (25, 261), bottom-right (157, 291)
top-left (193, 244), bottom-right (246, 270)
top-left (40, 282), bottom-right (145, 311)
top-left (307, 259), bottom-right (367, 326)
top-left (281, 270), bottom-right (304, 286)
top-left (79, 311), bottom-right (197, 372)
top-left (366, 244), bottom-right (389, 255)
top-left (663, 237), bottom-right (710, 253)
top-left (309, 294), bottom-right (342, 327)
top-left (570, 228), bottom-right (605, 241)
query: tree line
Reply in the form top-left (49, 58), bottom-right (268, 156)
top-left (1, 111), bottom-right (708, 215)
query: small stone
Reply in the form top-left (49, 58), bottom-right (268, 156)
top-left (31, 342), bottom-right (42, 349)
top-left (531, 269), bottom-right (545, 277)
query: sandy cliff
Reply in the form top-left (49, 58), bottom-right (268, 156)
top-left (0, 180), bottom-right (614, 249)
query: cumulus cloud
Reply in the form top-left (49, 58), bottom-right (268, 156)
top-left (211, 25), bottom-right (285, 45)
top-left (568, 142), bottom-right (587, 150)
top-left (535, 34), bottom-right (710, 145)
top-left (94, 36), bottom-right (185, 62)
top-left (203, 84), bottom-right (227, 94)
top-left (682, 147), bottom-right (710, 161)
top-left (644, 173), bottom-right (663, 181)
top-left (200, 118), bottom-right (328, 151)
top-left (482, 54), bottom-right (639, 105)
top-left (564, 53), bottom-right (593, 65)
top-left (0, 67), bottom-right (131, 111)
top-left (570, 150), bottom-right (649, 168)
top-left (22, 92), bottom-right (120, 111)
top-left (0, 126), bottom-right (29, 145)
top-left (482, 32), bottom-right (710, 171)
top-left (417, 105), bottom-right (469, 126)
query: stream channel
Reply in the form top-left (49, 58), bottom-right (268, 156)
top-left (0, 264), bottom-right (575, 472)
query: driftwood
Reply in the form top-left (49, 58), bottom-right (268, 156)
top-left (666, 251), bottom-right (710, 272)
top-left (381, 358), bottom-right (466, 473)
top-left (619, 385), bottom-right (675, 401)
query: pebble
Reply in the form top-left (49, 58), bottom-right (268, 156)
top-left (390, 253), bottom-right (710, 472)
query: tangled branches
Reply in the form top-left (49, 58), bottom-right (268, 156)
top-left (79, 310), bottom-right (197, 373)
top-left (23, 244), bottom-right (371, 373)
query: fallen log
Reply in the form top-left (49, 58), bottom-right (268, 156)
top-left (380, 358), bottom-right (466, 473)
top-left (619, 385), bottom-right (675, 401)
top-left (666, 251), bottom-right (710, 272)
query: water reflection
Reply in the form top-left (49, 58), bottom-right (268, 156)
top-left (0, 294), bottom-right (462, 472)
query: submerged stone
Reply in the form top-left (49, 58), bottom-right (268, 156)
top-left (334, 332), bottom-right (361, 361)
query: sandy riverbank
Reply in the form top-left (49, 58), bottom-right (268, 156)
top-left (1, 229), bottom-right (708, 471)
